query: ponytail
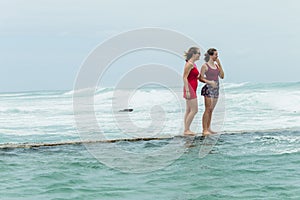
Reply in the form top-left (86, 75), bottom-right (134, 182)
top-left (204, 48), bottom-right (217, 62)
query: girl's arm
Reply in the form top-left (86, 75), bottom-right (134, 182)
top-left (216, 58), bottom-right (225, 79)
top-left (183, 63), bottom-right (193, 98)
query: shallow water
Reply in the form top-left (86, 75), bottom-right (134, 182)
top-left (1, 130), bottom-right (300, 200)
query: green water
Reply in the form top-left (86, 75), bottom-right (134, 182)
top-left (1, 131), bottom-right (300, 200)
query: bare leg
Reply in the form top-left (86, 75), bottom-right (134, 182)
top-left (207, 98), bottom-right (218, 133)
top-left (184, 100), bottom-right (191, 128)
top-left (184, 98), bottom-right (198, 135)
top-left (202, 97), bottom-right (214, 136)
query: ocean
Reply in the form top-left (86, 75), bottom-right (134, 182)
top-left (1, 81), bottom-right (300, 199)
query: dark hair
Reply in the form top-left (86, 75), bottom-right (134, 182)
top-left (204, 48), bottom-right (217, 62)
top-left (184, 47), bottom-right (200, 62)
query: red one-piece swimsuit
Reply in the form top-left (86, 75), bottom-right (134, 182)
top-left (183, 63), bottom-right (199, 99)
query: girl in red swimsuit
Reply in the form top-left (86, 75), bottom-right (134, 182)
top-left (183, 47), bottom-right (201, 136)
top-left (199, 48), bottom-right (225, 136)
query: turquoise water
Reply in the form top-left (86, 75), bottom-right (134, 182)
top-left (1, 131), bottom-right (300, 199)
top-left (1, 82), bottom-right (300, 199)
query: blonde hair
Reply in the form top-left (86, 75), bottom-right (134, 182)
top-left (184, 47), bottom-right (200, 62)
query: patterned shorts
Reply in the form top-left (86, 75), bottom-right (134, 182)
top-left (201, 81), bottom-right (219, 98)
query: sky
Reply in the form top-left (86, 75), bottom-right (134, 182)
top-left (0, 0), bottom-right (299, 92)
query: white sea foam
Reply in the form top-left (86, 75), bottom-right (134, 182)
top-left (0, 82), bottom-right (299, 142)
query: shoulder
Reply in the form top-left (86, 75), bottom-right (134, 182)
top-left (201, 63), bottom-right (208, 70)
top-left (185, 62), bottom-right (194, 69)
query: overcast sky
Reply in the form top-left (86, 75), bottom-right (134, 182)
top-left (0, 0), bottom-right (299, 92)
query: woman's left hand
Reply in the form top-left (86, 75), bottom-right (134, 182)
top-left (216, 58), bottom-right (221, 66)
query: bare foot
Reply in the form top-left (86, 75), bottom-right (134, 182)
top-left (184, 130), bottom-right (196, 136)
top-left (202, 130), bottom-right (212, 136)
top-left (208, 129), bottom-right (218, 134)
